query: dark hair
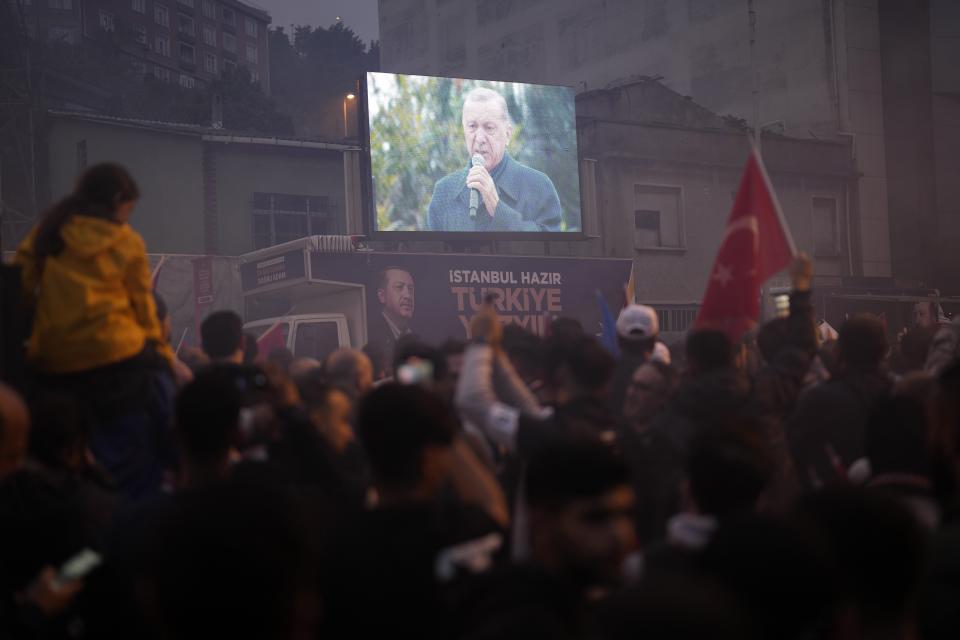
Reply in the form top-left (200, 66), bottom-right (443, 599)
top-left (525, 440), bottom-right (629, 510)
top-left (544, 334), bottom-right (615, 392)
top-left (686, 329), bottom-right (734, 373)
top-left (839, 315), bottom-right (887, 371)
top-left (176, 367), bottom-right (243, 465)
top-left (501, 324), bottom-right (544, 382)
top-left (357, 383), bottom-right (455, 489)
top-left (594, 576), bottom-right (751, 640)
top-left (864, 394), bottom-right (930, 478)
top-left (296, 368), bottom-right (335, 412)
top-left (794, 488), bottom-right (926, 624)
top-left (377, 266), bottom-right (412, 291)
top-left (757, 317), bottom-right (789, 363)
top-left (687, 424), bottom-right (773, 517)
top-left (141, 482), bottom-right (316, 640)
top-left (27, 392), bottom-right (90, 471)
top-left (549, 316), bottom-right (585, 341)
top-left (33, 163), bottom-right (139, 270)
top-left (701, 514), bottom-right (835, 640)
top-left (154, 291), bottom-right (169, 323)
top-left (200, 311), bottom-right (244, 359)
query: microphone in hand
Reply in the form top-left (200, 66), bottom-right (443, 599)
top-left (469, 154), bottom-right (483, 219)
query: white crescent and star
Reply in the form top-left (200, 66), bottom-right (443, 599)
top-left (710, 214), bottom-right (759, 287)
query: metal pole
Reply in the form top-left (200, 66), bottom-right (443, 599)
top-left (748, 0), bottom-right (760, 151)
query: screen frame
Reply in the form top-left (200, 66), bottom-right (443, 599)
top-left (359, 71), bottom-right (589, 242)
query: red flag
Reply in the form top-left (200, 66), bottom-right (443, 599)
top-left (695, 146), bottom-right (796, 341)
top-left (255, 321), bottom-right (289, 361)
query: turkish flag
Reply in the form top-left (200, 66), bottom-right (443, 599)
top-left (695, 146), bottom-right (796, 341)
top-left (255, 321), bottom-right (289, 361)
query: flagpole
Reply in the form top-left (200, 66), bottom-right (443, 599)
top-left (748, 0), bottom-right (761, 150)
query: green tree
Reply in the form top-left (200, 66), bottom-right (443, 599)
top-left (268, 23), bottom-right (379, 139)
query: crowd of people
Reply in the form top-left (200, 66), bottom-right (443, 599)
top-left (2, 163), bottom-right (960, 639)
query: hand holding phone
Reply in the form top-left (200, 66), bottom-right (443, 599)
top-left (53, 548), bottom-right (102, 589)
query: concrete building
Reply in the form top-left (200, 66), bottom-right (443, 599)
top-left (378, 0), bottom-right (960, 293)
top-left (9, 0), bottom-right (272, 93)
top-left (575, 78), bottom-right (855, 337)
top-left (45, 110), bottom-right (359, 255)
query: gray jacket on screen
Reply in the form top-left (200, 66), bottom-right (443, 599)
top-left (425, 153), bottom-right (562, 232)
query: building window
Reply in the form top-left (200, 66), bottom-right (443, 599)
top-left (48, 26), bottom-right (78, 42)
top-left (132, 0), bottom-right (146, 14)
top-left (154, 64), bottom-right (171, 82)
top-left (223, 32), bottom-right (236, 52)
top-left (252, 193), bottom-right (336, 248)
top-left (98, 10), bottom-right (115, 32)
top-left (179, 73), bottom-right (195, 88)
top-left (155, 34), bottom-right (170, 56)
top-left (220, 6), bottom-right (234, 25)
top-left (633, 184), bottom-right (684, 250)
top-left (249, 66), bottom-right (259, 82)
top-left (132, 59), bottom-right (147, 75)
top-left (180, 42), bottom-right (195, 62)
top-left (201, 0), bottom-right (215, 19)
top-left (203, 51), bottom-right (217, 74)
top-left (177, 0), bottom-right (194, 7)
top-left (244, 16), bottom-right (257, 38)
top-left (201, 23), bottom-right (216, 45)
top-left (223, 58), bottom-right (237, 73)
top-left (245, 42), bottom-right (257, 63)
top-left (155, 4), bottom-right (170, 28)
top-left (178, 13), bottom-right (194, 37)
top-left (812, 196), bottom-right (840, 257)
top-left (655, 306), bottom-right (700, 334)
top-left (48, 0), bottom-right (72, 9)
top-left (135, 25), bottom-right (147, 45)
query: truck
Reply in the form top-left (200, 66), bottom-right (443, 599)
top-left (237, 236), bottom-right (635, 362)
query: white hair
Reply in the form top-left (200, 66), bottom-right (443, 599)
top-left (462, 87), bottom-right (512, 125)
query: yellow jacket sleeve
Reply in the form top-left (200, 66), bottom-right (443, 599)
top-left (123, 233), bottom-right (175, 369)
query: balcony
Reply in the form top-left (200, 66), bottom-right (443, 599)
top-left (178, 30), bottom-right (196, 44)
top-left (178, 58), bottom-right (197, 72)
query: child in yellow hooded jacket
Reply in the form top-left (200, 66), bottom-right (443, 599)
top-left (15, 163), bottom-right (174, 375)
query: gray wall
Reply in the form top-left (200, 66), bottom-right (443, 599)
top-left (48, 119), bottom-right (206, 254)
top-left (214, 145), bottom-right (347, 256)
top-left (579, 117), bottom-right (852, 308)
top-left (47, 116), bottom-right (349, 257)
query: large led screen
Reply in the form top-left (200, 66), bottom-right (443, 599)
top-left (365, 72), bottom-right (581, 235)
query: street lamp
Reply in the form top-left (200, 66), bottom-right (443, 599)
top-left (343, 93), bottom-right (356, 138)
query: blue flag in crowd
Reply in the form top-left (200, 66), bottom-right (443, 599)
top-left (596, 289), bottom-right (620, 358)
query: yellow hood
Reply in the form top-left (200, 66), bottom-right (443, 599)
top-left (60, 215), bottom-right (131, 258)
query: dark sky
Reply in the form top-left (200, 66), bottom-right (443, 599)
top-left (251, 0), bottom-right (380, 44)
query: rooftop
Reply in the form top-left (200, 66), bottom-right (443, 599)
top-left (48, 109), bottom-right (358, 150)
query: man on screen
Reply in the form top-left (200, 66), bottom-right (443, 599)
top-left (426, 87), bottom-right (563, 232)
top-left (367, 267), bottom-right (415, 358)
